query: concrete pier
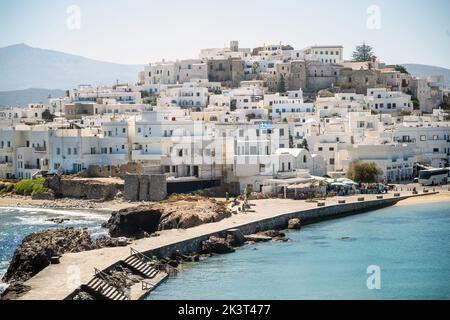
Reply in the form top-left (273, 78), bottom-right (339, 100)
top-left (17, 191), bottom-right (437, 300)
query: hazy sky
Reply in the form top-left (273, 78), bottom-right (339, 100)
top-left (1, 0), bottom-right (449, 68)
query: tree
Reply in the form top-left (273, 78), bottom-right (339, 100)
top-left (41, 110), bottom-right (55, 122)
top-left (277, 75), bottom-right (286, 93)
top-left (347, 161), bottom-right (383, 183)
top-left (393, 65), bottom-right (409, 74)
top-left (411, 98), bottom-right (420, 110)
top-left (299, 138), bottom-right (309, 151)
top-left (352, 43), bottom-right (374, 62)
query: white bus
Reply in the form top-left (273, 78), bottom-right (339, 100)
top-left (418, 168), bottom-right (449, 186)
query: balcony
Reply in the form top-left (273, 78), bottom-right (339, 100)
top-left (24, 164), bottom-right (39, 170)
top-left (34, 146), bottom-right (47, 152)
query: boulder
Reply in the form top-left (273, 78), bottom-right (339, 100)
top-left (103, 205), bottom-right (162, 239)
top-left (95, 235), bottom-right (131, 248)
top-left (2, 228), bottom-right (94, 283)
top-left (244, 234), bottom-right (272, 242)
top-left (288, 218), bottom-right (301, 230)
top-left (225, 229), bottom-right (245, 247)
top-left (201, 236), bottom-right (235, 254)
top-left (258, 230), bottom-right (285, 238)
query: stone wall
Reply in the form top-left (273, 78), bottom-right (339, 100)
top-left (80, 162), bottom-right (142, 178)
top-left (45, 176), bottom-right (123, 200)
top-left (123, 174), bottom-right (167, 202)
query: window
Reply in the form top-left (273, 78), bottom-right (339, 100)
top-left (73, 148), bottom-right (78, 155)
top-left (420, 135), bottom-right (426, 141)
top-left (279, 128), bottom-right (285, 136)
top-left (68, 148), bottom-right (71, 155)
top-left (329, 158), bottom-right (335, 165)
top-left (329, 147), bottom-right (334, 151)
top-left (318, 147), bottom-right (323, 151)
top-left (57, 148), bottom-right (61, 155)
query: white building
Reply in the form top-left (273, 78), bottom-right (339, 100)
top-left (365, 88), bottom-right (413, 114)
top-left (265, 90), bottom-right (314, 119)
top-left (302, 46), bottom-right (344, 64)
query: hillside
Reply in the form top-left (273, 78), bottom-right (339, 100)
top-left (0, 88), bottom-right (66, 108)
top-left (401, 64), bottom-right (450, 88)
top-left (0, 44), bottom-right (143, 91)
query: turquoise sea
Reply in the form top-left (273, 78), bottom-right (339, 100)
top-left (147, 201), bottom-right (450, 300)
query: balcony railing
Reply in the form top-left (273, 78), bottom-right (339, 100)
top-left (34, 146), bottom-right (47, 152)
top-left (24, 164), bottom-right (39, 170)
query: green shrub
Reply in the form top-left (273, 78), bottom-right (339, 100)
top-left (13, 178), bottom-right (47, 196)
top-left (0, 183), bottom-right (14, 194)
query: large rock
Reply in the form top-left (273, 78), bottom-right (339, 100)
top-left (95, 235), bottom-right (131, 248)
top-left (258, 230), bottom-right (285, 238)
top-left (103, 205), bottom-right (162, 238)
top-left (225, 229), bottom-right (245, 247)
top-left (2, 228), bottom-right (94, 283)
top-left (157, 195), bottom-right (231, 230)
top-left (201, 236), bottom-right (235, 254)
top-left (288, 218), bottom-right (301, 230)
top-left (244, 234), bottom-right (272, 242)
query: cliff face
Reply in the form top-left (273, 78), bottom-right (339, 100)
top-left (102, 206), bottom-right (162, 238)
top-left (102, 195), bottom-right (232, 239)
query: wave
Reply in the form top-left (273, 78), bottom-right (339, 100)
top-left (0, 206), bottom-right (109, 221)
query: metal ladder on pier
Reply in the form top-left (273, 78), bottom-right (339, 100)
top-left (83, 268), bottom-right (129, 301)
top-left (122, 248), bottom-right (160, 279)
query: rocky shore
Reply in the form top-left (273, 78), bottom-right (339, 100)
top-left (102, 195), bottom-right (232, 239)
top-left (2, 228), bottom-right (95, 284)
top-left (1, 192), bottom-right (306, 300)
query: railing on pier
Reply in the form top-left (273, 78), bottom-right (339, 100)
top-left (94, 267), bottom-right (110, 282)
top-left (130, 247), bottom-right (151, 262)
top-left (129, 247), bottom-right (179, 277)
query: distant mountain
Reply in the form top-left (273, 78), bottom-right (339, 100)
top-left (0, 88), bottom-right (66, 108)
top-left (401, 64), bottom-right (450, 88)
top-left (0, 43), bottom-right (143, 91)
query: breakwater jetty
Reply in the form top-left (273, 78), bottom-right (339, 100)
top-left (16, 191), bottom-right (437, 300)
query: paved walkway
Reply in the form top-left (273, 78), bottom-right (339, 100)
top-left (17, 191), bottom-right (433, 300)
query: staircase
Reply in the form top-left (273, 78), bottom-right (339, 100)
top-left (123, 255), bottom-right (159, 279)
top-left (83, 272), bottom-right (128, 301)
